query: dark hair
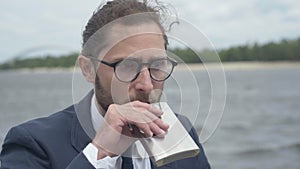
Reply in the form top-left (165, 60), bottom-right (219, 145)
top-left (82, 0), bottom-right (169, 50)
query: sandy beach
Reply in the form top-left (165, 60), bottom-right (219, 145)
top-left (176, 61), bottom-right (300, 71)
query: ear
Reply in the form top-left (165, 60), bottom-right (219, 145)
top-left (78, 55), bottom-right (95, 83)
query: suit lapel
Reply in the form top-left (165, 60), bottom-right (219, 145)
top-left (71, 90), bottom-right (96, 152)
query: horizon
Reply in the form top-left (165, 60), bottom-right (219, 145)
top-left (0, 36), bottom-right (299, 64)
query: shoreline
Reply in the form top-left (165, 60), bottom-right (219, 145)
top-left (1, 61), bottom-right (299, 73)
top-left (177, 61), bottom-right (300, 71)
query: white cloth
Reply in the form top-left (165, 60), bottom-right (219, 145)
top-left (83, 94), bottom-right (151, 169)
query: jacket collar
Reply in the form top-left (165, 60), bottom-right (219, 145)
top-left (71, 90), bottom-right (96, 152)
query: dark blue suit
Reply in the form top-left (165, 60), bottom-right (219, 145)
top-left (0, 91), bottom-right (210, 169)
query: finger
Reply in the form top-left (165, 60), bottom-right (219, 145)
top-left (132, 123), bottom-right (153, 138)
top-left (131, 101), bottom-right (163, 117)
top-left (143, 111), bottom-right (169, 131)
top-left (148, 105), bottom-right (164, 117)
top-left (131, 100), bottom-right (150, 107)
top-left (121, 107), bottom-right (159, 124)
top-left (149, 122), bottom-right (167, 137)
top-left (153, 118), bottom-right (169, 131)
top-left (131, 116), bottom-right (169, 138)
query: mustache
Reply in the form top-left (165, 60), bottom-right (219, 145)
top-left (130, 94), bottom-right (150, 103)
top-left (130, 91), bottom-right (162, 104)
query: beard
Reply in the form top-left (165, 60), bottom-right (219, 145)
top-left (95, 74), bottom-right (162, 111)
top-left (95, 74), bottom-right (113, 111)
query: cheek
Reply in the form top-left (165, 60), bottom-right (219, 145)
top-left (152, 80), bottom-right (164, 89)
top-left (97, 66), bottom-right (132, 102)
top-left (110, 77), bottom-right (131, 103)
top-left (95, 67), bottom-right (114, 93)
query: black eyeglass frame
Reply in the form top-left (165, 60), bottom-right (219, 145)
top-left (86, 56), bottom-right (178, 82)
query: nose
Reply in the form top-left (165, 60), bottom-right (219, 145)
top-left (134, 68), bottom-right (153, 93)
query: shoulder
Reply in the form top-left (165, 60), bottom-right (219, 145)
top-left (3, 105), bottom-right (76, 146)
top-left (20, 105), bottom-right (75, 131)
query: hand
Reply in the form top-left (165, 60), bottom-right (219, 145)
top-left (92, 101), bottom-right (169, 159)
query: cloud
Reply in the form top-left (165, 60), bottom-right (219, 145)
top-left (170, 0), bottom-right (300, 48)
top-left (0, 0), bottom-right (100, 62)
top-left (0, 0), bottom-right (300, 62)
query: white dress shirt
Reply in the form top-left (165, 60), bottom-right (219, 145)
top-left (83, 94), bottom-right (151, 169)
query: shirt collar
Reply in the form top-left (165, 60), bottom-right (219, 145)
top-left (91, 94), bottom-right (104, 132)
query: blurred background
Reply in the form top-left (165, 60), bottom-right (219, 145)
top-left (1, 0), bottom-right (300, 169)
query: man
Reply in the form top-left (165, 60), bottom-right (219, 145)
top-left (0, 0), bottom-right (210, 168)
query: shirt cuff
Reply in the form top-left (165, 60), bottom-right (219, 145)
top-left (83, 143), bottom-right (120, 168)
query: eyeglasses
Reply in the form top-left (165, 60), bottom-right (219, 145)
top-left (87, 56), bottom-right (178, 82)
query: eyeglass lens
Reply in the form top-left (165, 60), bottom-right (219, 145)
top-left (115, 58), bottom-right (174, 82)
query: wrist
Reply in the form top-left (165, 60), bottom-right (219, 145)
top-left (92, 140), bottom-right (109, 160)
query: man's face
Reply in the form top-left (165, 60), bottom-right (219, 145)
top-left (94, 23), bottom-right (166, 111)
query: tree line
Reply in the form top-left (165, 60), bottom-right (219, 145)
top-left (1, 37), bottom-right (299, 70)
top-left (219, 38), bottom-right (300, 62)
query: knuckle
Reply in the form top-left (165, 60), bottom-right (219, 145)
top-left (107, 104), bottom-right (117, 111)
top-left (132, 100), bottom-right (140, 105)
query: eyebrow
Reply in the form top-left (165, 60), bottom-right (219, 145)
top-left (148, 56), bottom-right (168, 61)
top-left (109, 55), bottom-right (168, 62)
top-left (107, 56), bottom-right (126, 62)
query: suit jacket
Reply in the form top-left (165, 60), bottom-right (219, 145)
top-left (0, 91), bottom-right (210, 169)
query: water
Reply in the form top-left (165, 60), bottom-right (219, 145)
top-left (205, 68), bottom-right (300, 169)
top-left (0, 66), bottom-right (300, 169)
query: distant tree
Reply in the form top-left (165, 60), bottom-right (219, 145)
top-left (1, 38), bottom-right (299, 70)
top-left (218, 37), bottom-right (300, 62)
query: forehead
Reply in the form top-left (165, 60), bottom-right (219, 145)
top-left (103, 23), bottom-right (166, 61)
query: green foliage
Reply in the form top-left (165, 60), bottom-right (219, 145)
top-left (0, 37), bottom-right (299, 70)
top-left (169, 48), bottom-right (201, 63)
top-left (219, 38), bottom-right (300, 61)
top-left (0, 53), bottom-right (78, 70)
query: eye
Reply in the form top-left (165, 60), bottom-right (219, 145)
top-left (119, 59), bottom-right (139, 69)
top-left (151, 59), bottom-right (167, 69)
top-left (115, 59), bottom-right (140, 82)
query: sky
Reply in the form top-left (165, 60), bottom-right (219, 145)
top-left (1, 0), bottom-right (300, 63)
